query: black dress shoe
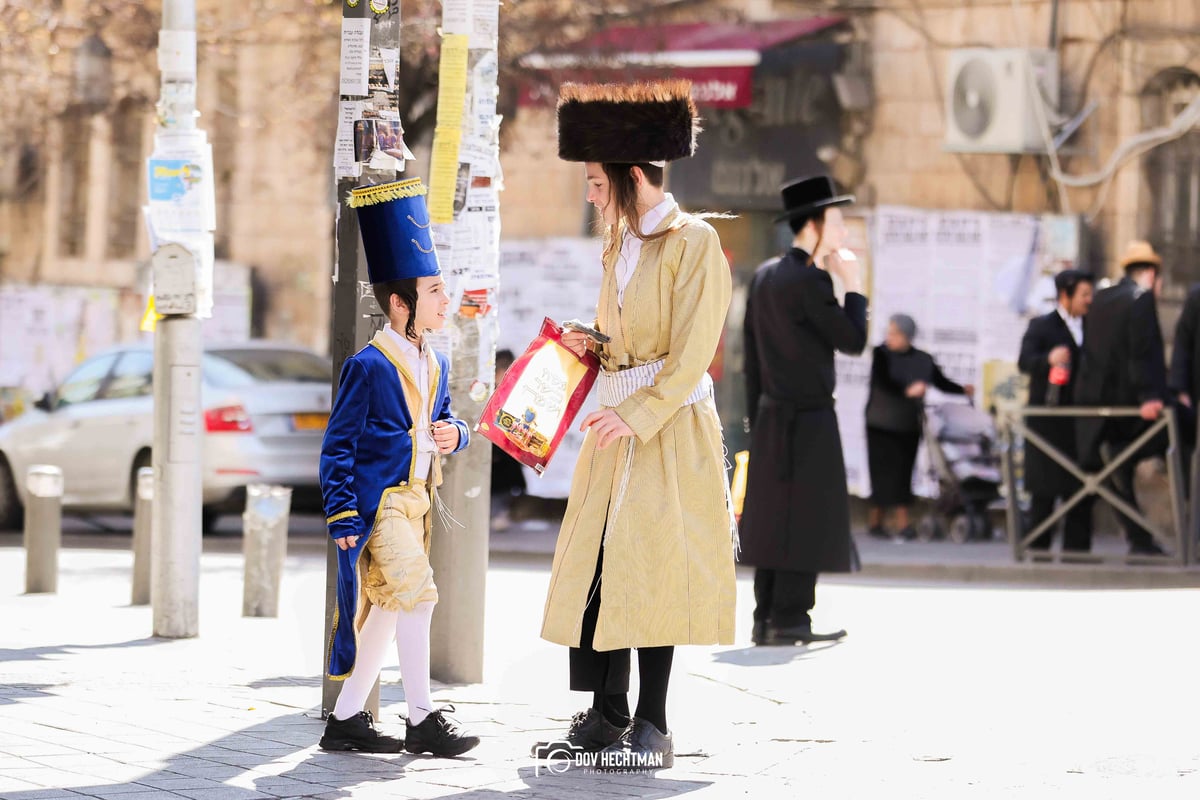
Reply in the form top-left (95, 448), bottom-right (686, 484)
top-left (531, 708), bottom-right (623, 759)
top-left (752, 620), bottom-right (769, 646)
top-left (319, 710), bottom-right (404, 753)
top-left (404, 706), bottom-right (480, 757)
top-left (1129, 540), bottom-right (1167, 556)
top-left (768, 624), bottom-right (847, 645)
top-left (868, 525), bottom-right (891, 540)
top-left (595, 717), bottom-right (674, 771)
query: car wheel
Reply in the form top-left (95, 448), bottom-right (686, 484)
top-left (0, 455), bottom-right (23, 531)
top-left (129, 449), bottom-right (152, 509)
top-left (202, 507), bottom-right (222, 534)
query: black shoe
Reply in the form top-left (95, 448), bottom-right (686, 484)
top-left (1129, 539), bottom-right (1167, 556)
top-left (595, 717), bottom-right (674, 771)
top-left (867, 525), bottom-right (891, 540)
top-left (319, 710), bottom-right (404, 753)
top-left (898, 525), bottom-right (917, 541)
top-left (752, 620), bottom-right (769, 646)
top-left (531, 708), bottom-right (623, 759)
top-left (404, 706), bottom-right (480, 758)
top-left (768, 623), bottom-right (847, 645)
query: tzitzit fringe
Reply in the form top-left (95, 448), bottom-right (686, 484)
top-left (347, 178), bottom-right (427, 208)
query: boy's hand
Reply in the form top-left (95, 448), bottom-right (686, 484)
top-left (432, 420), bottom-right (461, 453)
top-left (334, 535), bottom-right (360, 551)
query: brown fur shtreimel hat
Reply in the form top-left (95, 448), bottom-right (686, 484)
top-left (556, 79), bottom-right (701, 164)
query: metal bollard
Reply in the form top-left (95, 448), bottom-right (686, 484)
top-left (242, 484), bottom-right (292, 617)
top-left (24, 465), bottom-right (63, 594)
top-left (131, 467), bottom-right (154, 606)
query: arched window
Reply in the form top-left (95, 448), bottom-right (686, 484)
top-left (1142, 68), bottom-right (1200, 291)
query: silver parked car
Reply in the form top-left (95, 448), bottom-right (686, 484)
top-left (0, 341), bottom-right (332, 531)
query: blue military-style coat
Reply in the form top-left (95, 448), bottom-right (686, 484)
top-left (320, 329), bottom-right (469, 679)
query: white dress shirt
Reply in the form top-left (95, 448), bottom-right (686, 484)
top-left (385, 324), bottom-right (437, 481)
top-left (1056, 305), bottom-right (1084, 347)
top-left (616, 193), bottom-right (677, 308)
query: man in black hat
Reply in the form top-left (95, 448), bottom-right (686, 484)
top-left (1017, 269), bottom-right (1095, 552)
top-left (739, 175), bottom-right (868, 646)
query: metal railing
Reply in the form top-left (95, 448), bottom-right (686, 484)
top-left (998, 407), bottom-right (1192, 566)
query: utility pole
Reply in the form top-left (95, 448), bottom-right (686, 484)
top-left (322, 0), bottom-right (402, 719)
top-left (147, 0), bottom-right (214, 639)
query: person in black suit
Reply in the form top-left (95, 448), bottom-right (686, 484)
top-left (1169, 285), bottom-right (1200, 458)
top-left (865, 314), bottom-right (971, 540)
top-left (1075, 241), bottom-right (1168, 556)
top-left (1017, 269), bottom-right (1095, 551)
top-left (740, 175), bottom-right (868, 647)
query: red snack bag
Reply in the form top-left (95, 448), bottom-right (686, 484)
top-left (477, 317), bottom-right (600, 474)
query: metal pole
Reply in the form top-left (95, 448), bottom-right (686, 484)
top-left (322, 0), bottom-right (400, 719)
top-left (24, 465), bottom-right (62, 594)
top-left (148, 0), bottom-right (205, 639)
top-left (131, 467), bottom-right (153, 606)
top-left (429, 318), bottom-right (491, 684)
top-left (152, 311), bottom-right (202, 638)
top-left (242, 484), bottom-right (292, 617)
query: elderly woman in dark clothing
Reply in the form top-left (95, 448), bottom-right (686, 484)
top-left (864, 314), bottom-right (972, 540)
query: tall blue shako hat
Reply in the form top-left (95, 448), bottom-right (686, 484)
top-left (347, 178), bottom-right (441, 283)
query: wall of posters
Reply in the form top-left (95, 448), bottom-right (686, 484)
top-left (836, 207), bottom-right (1082, 497)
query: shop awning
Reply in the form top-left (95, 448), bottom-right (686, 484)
top-left (519, 17), bottom-right (847, 109)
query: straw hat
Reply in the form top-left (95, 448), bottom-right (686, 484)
top-left (1118, 240), bottom-right (1162, 272)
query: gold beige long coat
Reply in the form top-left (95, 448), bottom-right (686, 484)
top-left (540, 208), bottom-right (737, 651)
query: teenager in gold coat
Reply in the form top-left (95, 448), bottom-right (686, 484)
top-left (531, 81), bottom-right (737, 771)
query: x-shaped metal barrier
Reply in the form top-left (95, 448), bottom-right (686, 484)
top-left (999, 407), bottom-right (1191, 566)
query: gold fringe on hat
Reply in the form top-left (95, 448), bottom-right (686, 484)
top-left (347, 177), bottom-right (427, 208)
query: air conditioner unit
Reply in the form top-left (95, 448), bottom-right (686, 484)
top-left (943, 48), bottom-right (1060, 154)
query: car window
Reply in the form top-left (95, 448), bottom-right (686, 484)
top-left (55, 354), bottom-right (119, 407)
top-left (202, 354), bottom-right (255, 389)
top-left (207, 349), bottom-right (331, 384)
top-left (101, 351), bottom-right (154, 399)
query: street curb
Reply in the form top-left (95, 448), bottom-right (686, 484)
top-left (489, 547), bottom-right (1200, 589)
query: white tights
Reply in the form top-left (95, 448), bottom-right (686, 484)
top-left (332, 600), bottom-right (436, 725)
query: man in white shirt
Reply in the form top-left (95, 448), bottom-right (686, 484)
top-left (1016, 269), bottom-right (1095, 552)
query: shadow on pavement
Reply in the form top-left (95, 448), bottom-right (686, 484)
top-left (710, 640), bottom-right (844, 667)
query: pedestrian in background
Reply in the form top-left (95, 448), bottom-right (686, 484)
top-left (740, 175), bottom-right (868, 647)
top-left (489, 348), bottom-right (526, 531)
top-left (864, 314), bottom-right (972, 541)
top-left (1017, 269), bottom-right (1095, 552)
top-left (1169, 284), bottom-right (1200, 465)
top-left (318, 179), bottom-right (478, 757)
top-left (1075, 241), bottom-right (1169, 556)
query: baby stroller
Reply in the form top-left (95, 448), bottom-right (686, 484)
top-left (917, 398), bottom-right (1003, 543)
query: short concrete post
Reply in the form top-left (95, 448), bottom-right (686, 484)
top-left (24, 465), bottom-right (63, 594)
top-left (242, 484), bottom-right (291, 617)
top-left (131, 467), bottom-right (154, 606)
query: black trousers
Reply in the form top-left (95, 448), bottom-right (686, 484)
top-left (568, 548), bottom-right (673, 697)
top-left (1027, 494), bottom-right (1095, 551)
top-left (1104, 448), bottom-right (1157, 551)
top-left (752, 568), bottom-right (816, 629)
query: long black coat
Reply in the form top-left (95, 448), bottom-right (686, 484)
top-left (739, 247), bottom-right (869, 573)
top-left (1169, 285), bottom-right (1200, 440)
top-left (1075, 277), bottom-right (1167, 467)
top-left (1017, 310), bottom-right (1082, 497)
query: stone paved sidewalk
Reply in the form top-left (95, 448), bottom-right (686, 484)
top-left (2, 545), bottom-right (1199, 799)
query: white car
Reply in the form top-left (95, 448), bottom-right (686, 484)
top-left (0, 341), bottom-right (332, 532)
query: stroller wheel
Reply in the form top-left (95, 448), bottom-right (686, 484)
top-left (916, 516), bottom-right (941, 542)
top-left (949, 515), bottom-right (971, 544)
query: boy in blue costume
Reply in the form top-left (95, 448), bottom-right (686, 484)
top-left (318, 178), bottom-right (478, 757)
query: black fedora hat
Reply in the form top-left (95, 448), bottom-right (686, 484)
top-left (774, 175), bottom-right (854, 223)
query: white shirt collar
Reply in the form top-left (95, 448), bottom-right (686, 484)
top-left (1056, 305), bottom-right (1084, 345)
top-left (640, 193), bottom-right (676, 236)
top-left (385, 324), bottom-right (424, 361)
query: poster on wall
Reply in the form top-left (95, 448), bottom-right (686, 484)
top-left (497, 237), bottom-right (604, 498)
top-left (836, 207), bottom-right (1081, 498)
